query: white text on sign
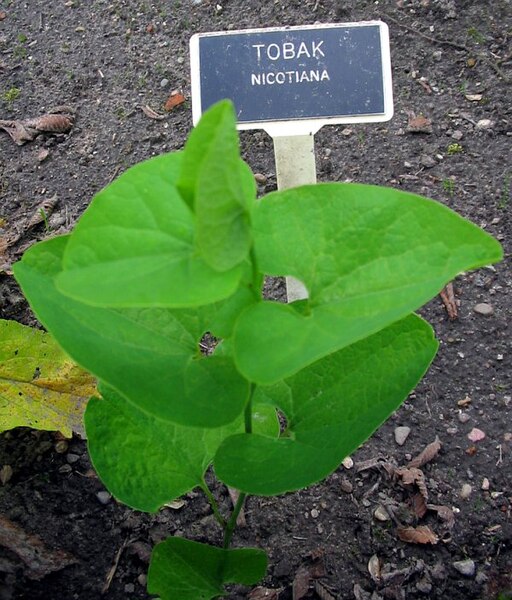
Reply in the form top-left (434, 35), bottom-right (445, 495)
top-left (250, 39), bottom-right (329, 87)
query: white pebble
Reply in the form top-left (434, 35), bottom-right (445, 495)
top-left (394, 426), bottom-right (411, 446)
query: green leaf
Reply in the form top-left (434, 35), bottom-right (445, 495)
top-left (179, 100), bottom-right (255, 272)
top-left (234, 183), bottom-right (503, 383)
top-left (13, 236), bottom-right (248, 428)
top-left (0, 319), bottom-right (95, 436)
top-left (85, 384), bottom-right (278, 512)
top-left (215, 314), bottom-right (438, 495)
top-left (147, 537), bottom-right (267, 600)
top-left (54, 151), bottom-right (242, 308)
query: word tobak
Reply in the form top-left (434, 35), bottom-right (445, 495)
top-left (190, 22), bottom-right (393, 135)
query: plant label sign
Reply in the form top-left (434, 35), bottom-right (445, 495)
top-left (190, 21), bottom-right (393, 136)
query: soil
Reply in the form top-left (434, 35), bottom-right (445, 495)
top-left (0, 1), bottom-right (511, 599)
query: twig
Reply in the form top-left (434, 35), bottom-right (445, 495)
top-left (102, 537), bottom-right (130, 594)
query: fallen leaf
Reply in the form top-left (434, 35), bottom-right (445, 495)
top-left (0, 319), bottom-right (97, 436)
top-left (406, 111), bottom-right (433, 133)
top-left (468, 427), bottom-right (486, 442)
top-left (27, 195), bottom-right (58, 229)
top-left (368, 554), bottom-right (381, 583)
top-left (164, 90), bottom-right (186, 111)
top-left (397, 525), bottom-right (439, 545)
top-left (395, 466), bottom-right (428, 500)
top-left (141, 104), bottom-right (165, 120)
top-left (0, 111), bottom-right (74, 145)
top-left (0, 515), bottom-right (77, 579)
top-left (427, 504), bottom-right (455, 529)
top-left (408, 436), bottom-right (442, 468)
top-left (411, 492), bottom-right (428, 518)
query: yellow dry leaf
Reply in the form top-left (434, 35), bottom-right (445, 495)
top-left (0, 319), bottom-right (97, 437)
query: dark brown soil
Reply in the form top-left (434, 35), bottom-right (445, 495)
top-left (0, 1), bottom-right (511, 599)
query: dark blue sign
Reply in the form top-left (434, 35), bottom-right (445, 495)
top-left (191, 23), bottom-right (392, 127)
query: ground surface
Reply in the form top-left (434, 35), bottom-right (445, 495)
top-left (0, 0), bottom-right (511, 599)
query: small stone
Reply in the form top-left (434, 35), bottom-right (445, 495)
top-left (473, 303), bottom-right (494, 316)
top-left (452, 559), bottom-right (476, 577)
top-left (420, 154), bottom-right (437, 168)
top-left (458, 412), bottom-right (470, 424)
top-left (476, 119), bottom-right (493, 130)
top-left (373, 505), bottom-right (390, 522)
top-left (254, 173), bottom-right (267, 185)
top-left (460, 483), bottom-right (472, 499)
top-left (310, 508), bottom-right (320, 518)
top-left (137, 574), bottom-right (147, 587)
top-left (58, 464), bottom-right (72, 474)
top-left (160, 78), bottom-right (169, 88)
top-left (124, 583), bottom-right (135, 594)
top-left (394, 426), bottom-right (411, 446)
top-left (475, 570), bottom-right (488, 585)
top-left (342, 456), bottom-right (354, 469)
top-left (340, 478), bottom-right (353, 494)
top-left (468, 428), bottom-right (486, 442)
top-left (481, 478), bottom-right (490, 491)
top-left (55, 440), bottom-right (68, 454)
top-left (66, 453), bottom-right (80, 464)
top-left (432, 50), bottom-right (443, 62)
top-left (447, 427), bottom-right (458, 435)
top-left (451, 130), bottom-right (463, 141)
top-left (97, 491), bottom-right (112, 505)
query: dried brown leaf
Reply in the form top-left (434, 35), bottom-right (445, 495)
top-left (164, 90), bottom-right (186, 111)
top-left (395, 466), bottom-right (428, 500)
top-left (397, 525), bottom-right (439, 545)
top-left (408, 436), bottom-right (442, 468)
top-left (440, 282), bottom-right (458, 319)
top-left (27, 195), bottom-right (58, 229)
top-left (0, 515), bottom-right (77, 579)
top-left (368, 554), bottom-right (381, 583)
top-left (427, 504), bottom-right (455, 529)
top-left (411, 492), bottom-right (428, 518)
top-left (25, 114), bottom-right (74, 133)
top-left (406, 111), bottom-right (433, 133)
top-left (141, 104), bottom-right (165, 120)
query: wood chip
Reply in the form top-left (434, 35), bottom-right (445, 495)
top-left (439, 282), bottom-right (458, 319)
top-left (408, 436), bottom-right (442, 468)
top-left (397, 525), bottom-right (439, 544)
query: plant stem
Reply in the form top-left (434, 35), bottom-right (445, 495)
top-left (200, 481), bottom-right (226, 528)
top-left (223, 491), bottom-right (247, 549)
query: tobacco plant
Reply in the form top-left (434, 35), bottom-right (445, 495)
top-left (13, 101), bottom-right (501, 599)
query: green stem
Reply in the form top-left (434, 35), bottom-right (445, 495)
top-left (200, 481), bottom-right (226, 528)
top-left (223, 491), bottom-right (247, 549)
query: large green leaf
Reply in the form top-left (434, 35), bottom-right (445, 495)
top-left (85, 385), bottom-right (278, 512)
top-left (13, 236), bottom-right (248, 428)
top-left (215, 314), bottom-right (438, 495)
top-left (147, 537), bottom-right (267, 600)
top-left (0, 319), bottom-right (95, 436)
top-left (233, 184), bottom-right (503, 383)
top-left (54, 151), bottom-right (242, 307)
top-left (179, 100), bottom-right (255, 272)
